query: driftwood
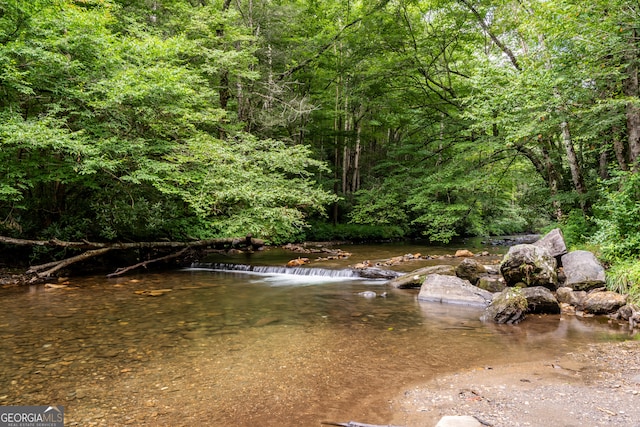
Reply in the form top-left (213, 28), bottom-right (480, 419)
top-left (105, 247), bottom-right (191, 278)
top-left (0, 234), bottom-right (264, 283)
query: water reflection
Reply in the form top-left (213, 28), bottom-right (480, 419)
top-left (0, 266), bottom-right (633, 426)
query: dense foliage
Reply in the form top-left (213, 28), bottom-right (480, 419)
top-left (1, 1), bottom-right (639, 282)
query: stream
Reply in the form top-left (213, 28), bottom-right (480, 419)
top-left (0, 241), bottom-right (634, 426)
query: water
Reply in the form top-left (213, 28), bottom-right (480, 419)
top-left (0, 242), bottom-right (633, 426)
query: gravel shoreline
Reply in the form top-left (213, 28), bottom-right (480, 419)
top-left (391, 340), bottom-right (640, 427)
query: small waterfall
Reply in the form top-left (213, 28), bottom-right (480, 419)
top-left (189, 262), bottom-right (361, 278)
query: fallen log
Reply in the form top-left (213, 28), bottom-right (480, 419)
top-left (0, 235), bottom-right (264, 251)
top-left (1, 234), bottom-right (264, 282)
top-left (27, 248), bottom-right (112, 283)
top-left (106, 247), bottom-right (190, 278)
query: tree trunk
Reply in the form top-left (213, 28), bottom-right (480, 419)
top-left (625, 28), bottom-right (640, 170)
top-left (560, 121), bottom-right (588, 213)
top-left (352, 118), bottom-right (361, 192)
top-left (342, 94), bottom-right (351, 194)
top-left (216, 0), bottom-right (233, 134)
top-left (458, 0), bottom-right (521, 71)
top-left (542, 144), bottom-right (563, 220)
top-left (612, 129), bottom-right (629, 171)
top-left (599, 149), bottom-right (609, 180)
top-left (342, 145), bottom-right (349, 194)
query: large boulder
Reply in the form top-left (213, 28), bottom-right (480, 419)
top-left (455, 258), bottom-right (486, 285)
top-left (581, 291), bottom-right (627, 314)
top-left (418, 274), bottom-right (493, 307)
top-left (532, 228), bottom-right (567, 258)
top-left (388, 265), bottom-right (456, 289)
top-left (521, 286), bottom-right (560, 314)
top-left (481, 287), bottom-right (528, 324)
top-left (499, 244), bottom-right (558, 289)
top-left (561, 250), bottom-right (606, 291)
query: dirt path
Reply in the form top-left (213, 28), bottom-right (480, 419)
top-left (391, 340), bottom-right (640, 427)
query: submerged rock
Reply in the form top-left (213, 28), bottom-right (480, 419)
top-left (357, 291), bottom-right (377, 298)
top-left (418, 274), bottom-right (493, 307)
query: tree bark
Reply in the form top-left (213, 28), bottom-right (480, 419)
top-left (612, 129), bottom-right (629, 171)
top-left (106, 247), bottom-right (190, 278)
top-left (560, 121), bottom-right (589, 213)
top-left (457, 0), bottom-right (521, 71)
top-left (352, 118), bottom-right (361, 192)
top-left (216, 0), bottom-right (233, 137)
top-left (625, 28), bottom-right (640, 170)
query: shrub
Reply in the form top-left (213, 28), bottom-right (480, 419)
top-left (606, 259), bottom-right (640, 305)
top-left (305, 222), bottom-right (406, 242)
top-left (591, 171), bottom-right (640, 262)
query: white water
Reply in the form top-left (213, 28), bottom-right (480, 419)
top-left (186, 262), bottom-right (377, 285)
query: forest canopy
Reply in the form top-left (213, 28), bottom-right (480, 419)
top-left (0, 0), bottom-right (639, 266)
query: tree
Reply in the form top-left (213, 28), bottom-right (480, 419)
top-left (0, 0), bottom-right (336, 256)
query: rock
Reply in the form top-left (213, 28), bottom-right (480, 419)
top-left (582, 291), bottom-right (627, 314)
top-left (455, 249), bottom-right (474, 257)
top-left (617, 304), bottom-right (638, 321)
top-left (286, 257), bottom-right (309, 267)
top-left (352, 260), bottom-right (373, 269)
top-left (483, 264), bottom-right (500, 274)
top-left (557, 267), bottom-right (566, 286)
top-left (387, 274), bottom-right (423, 289)
top-left (481, 287), bottom-right (528, 324)
top-left (455, 258), bottom-right (486, 285)
top-left (355, 267), bottom-right (402, 280)
top-left (561, 250), bottom-right (606, 291)
top-left (555, 286), bottom-right (587, 306)
top-left (499, 244), bottom-right (557, 289)
top-left (521, 286), bottom-right (560, 314)
top-left (418, 274), bottom-right (493, 307)
top-left (357, 291), bottom-right (377, 298)
top-left (476, 275), bottom-right (506, 293)
top-left (533, 228), bottom-right (567, 258)
top-left (135, 289), bottom-right (173, 297)
top-left (387, 265), bottom-right (455, 289)
top-left (435, 415), bottom-right (483, 427)
top-left (254, 316), bottom-right (281, 327)
top-left (413, 264), bottom-right (457, 276)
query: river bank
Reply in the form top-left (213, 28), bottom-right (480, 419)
top-left (391, 339), bottom-right (640, 427)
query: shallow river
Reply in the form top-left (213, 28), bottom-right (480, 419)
top-left (0, 242), bottom-right (635, 426)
